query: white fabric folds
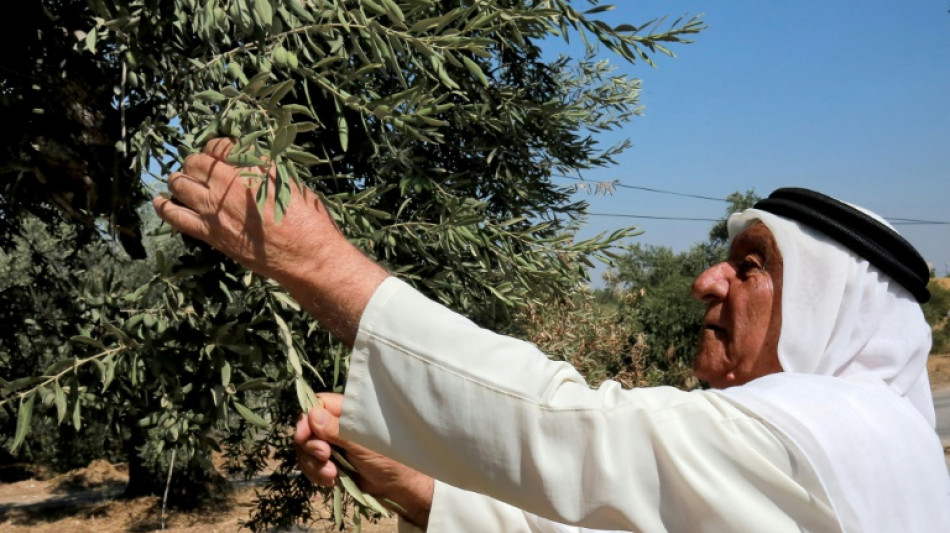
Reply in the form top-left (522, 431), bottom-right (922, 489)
top-left (722, 208), bottom-right (950, 532)
top-left (342, 278), bottom-right (838, 532)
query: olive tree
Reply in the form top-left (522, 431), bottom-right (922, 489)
top-left (1, 0), bottom-right (702, 528)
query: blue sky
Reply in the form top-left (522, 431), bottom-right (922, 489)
top-left (553, 1), bottom-right (950, 280)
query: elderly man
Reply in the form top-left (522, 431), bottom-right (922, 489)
top-left (154, 139), bottom-right (949, 532)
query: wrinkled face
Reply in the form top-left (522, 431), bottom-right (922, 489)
top-left (691, 222), bottom-right (784, 388)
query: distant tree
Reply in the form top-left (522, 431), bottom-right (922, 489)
top-left (0, 0), bottom-right (702, 528)
top-left (605, 242), bottom-right (714, 386)
top-left (0, 217), bottom-right (130, 473)
top-left (924, 279), bottom-right (950, 353)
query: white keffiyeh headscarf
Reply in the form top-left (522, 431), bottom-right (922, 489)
top-left (720, 206), bottom-right (949, 533)
top-left (727, 207), bottom-right (935, 425)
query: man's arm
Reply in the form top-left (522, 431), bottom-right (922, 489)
top-left (152, 138), bottom-right (388, 345)
top-left (338, 277), bottom-right (828, 531)
top-left (296, 395), bottom-right (591, 533)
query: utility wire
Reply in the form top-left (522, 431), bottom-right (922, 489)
top-left (559, 177), bottom-right (950, 225)
top-left (608, 183), bottom-right (729, 202)
top-left (556, 175), bottom-right (729, 202)
top-left (588, 212), bottom-right (719, 222)
top-left (586, 212), bottom-right (950, 225)
top-left (886, 218), bottom-right (950, 225)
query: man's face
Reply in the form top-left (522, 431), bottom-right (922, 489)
top-left (691, 222), bottom-right (784, 388)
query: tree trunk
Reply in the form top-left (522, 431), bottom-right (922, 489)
top-left (122, 425), bottom-right (226, 506)
top-left (122, 425), bottom-right (162, 498)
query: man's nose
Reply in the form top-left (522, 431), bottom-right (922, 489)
top-left (692, 262), bottom-right (731, 303)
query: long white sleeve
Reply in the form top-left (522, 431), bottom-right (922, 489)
top-left (340, 278), bottom-right (839, 532)
top-left (427, 481), bottom-right (632, 533)
top-left (395, 482), bottom-right (541, 533)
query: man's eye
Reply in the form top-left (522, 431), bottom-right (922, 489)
top-left (738, 260), bottom-right (759, 275)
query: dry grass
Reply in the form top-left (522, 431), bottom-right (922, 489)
top-left (929, 353), bottom-right (950, 392)
top-left (931, 277), bottom-right (950, 290)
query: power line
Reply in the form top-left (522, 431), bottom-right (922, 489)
top-left (886, 218), bottom-right (950, 226)
top-left (556, 175), bottom-right (729, 202)
top-left (560, 177), bottom-right (950, 225)
top-left (587, 212), bottom-right (950, 225)
top-left (609, 183), bottom-right (729, 202)
top-left (587, 212), bottom-right (719, 222)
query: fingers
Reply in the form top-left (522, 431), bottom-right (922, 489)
top-left (182, 151), bottom-right (241, 186)
top-left (167, 172), bottom-right (212, 212)
top-left (294, 421), bottom-right (333, 463)
top-left (152, 196), bottom-right (209, 240)
top-left (308, 404), bottom-right (341, 446)
top-left (296, 442), bottom-right (338, 486)
top-left (293, 414), bottom-right (334, 463)
top-left (184, 138), bottom-right (264, 189)
top-left (293, 412), bottom-right (312, 446)
top-left (294, 412), bottom-right (338, 486)
top-left (316, 392), bottom-right (344, 416)
top-left (203, 137), bottom-right (237, 160)
top-left (301, 437), bottom-right (333, 462)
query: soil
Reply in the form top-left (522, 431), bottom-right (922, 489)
top-left (3, 358), bottom-right (949, 532)
top-left (0, 459), bottom-right (397, 532)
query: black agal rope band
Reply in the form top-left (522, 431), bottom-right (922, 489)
top-left (754, 188), bottom-right (931, 303)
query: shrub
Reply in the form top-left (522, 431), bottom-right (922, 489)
top-left (925, 279), bottom-right (950, 353)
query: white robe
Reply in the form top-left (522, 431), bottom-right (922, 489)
top-left (341, 278), bottom-right (845, 532)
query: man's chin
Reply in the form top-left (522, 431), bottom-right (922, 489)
top-left (692, 368), bottom-right (715, 387)
top-left (692, 351), bottom-right (730, 388)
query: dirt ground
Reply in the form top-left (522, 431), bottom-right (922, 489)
top-left (0, 459), bottom-right (397, 532)
top-left (2, 358), bottom-right (949, 532)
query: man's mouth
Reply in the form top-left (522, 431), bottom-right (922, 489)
top-left (704, 324), bottom-right (726, 335)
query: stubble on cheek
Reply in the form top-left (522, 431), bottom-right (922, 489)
top-left (693, 329), bottom-right (729, 382)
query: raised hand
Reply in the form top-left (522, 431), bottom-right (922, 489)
top-left (152, 138), bottom-right (343, 282)
top-left (153, 138), bottom-right (388, 345)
